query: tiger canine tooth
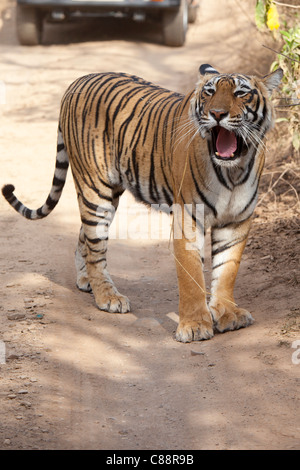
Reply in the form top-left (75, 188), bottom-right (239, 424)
top-left (215, 152), bottom-right (220, 156)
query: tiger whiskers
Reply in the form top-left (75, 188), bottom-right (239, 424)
top-left (186, 127), bottom-right (201, 150)
top-left (171, 117), bottom-right (197, 152)
top-left (238, 123), bottom-right (267, 154)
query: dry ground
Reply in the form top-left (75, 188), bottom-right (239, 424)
top-left (0, 0), bottom-right (299, 450)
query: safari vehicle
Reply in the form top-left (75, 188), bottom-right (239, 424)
top-left (16, 0), bottom-right (199, 47)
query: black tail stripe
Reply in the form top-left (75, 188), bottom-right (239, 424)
top-left (24, 208), bottom-right (33, 219)
top-left (14, 200), bottom-right (21, 211)
top-left (45, 195), bottom-right (58, 210)
top-left (52, 176), bottom-right (66, 187)
top-left (56, 160), bottom-right (69, 169)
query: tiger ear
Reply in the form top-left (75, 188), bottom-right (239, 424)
top-left (262, 68), bottom-right (283, 94)
top-left (199, 64), bottom-right (219, 76)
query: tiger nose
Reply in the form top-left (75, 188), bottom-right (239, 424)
top-left (210, 109), bottom-right (229, 122)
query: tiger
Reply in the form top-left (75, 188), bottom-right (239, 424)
top-left (2, 64), bottom-right (282, 342)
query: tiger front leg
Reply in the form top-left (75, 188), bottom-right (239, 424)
top-left (209, 219), bottom-right (254, 333)
top-left (173, 206), bottom-right (213, 343)
top-left (77, 190), bottom-right (130, 314)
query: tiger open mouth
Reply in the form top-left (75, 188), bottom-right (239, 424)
top-left (211, 126), bottom-right (244, 161)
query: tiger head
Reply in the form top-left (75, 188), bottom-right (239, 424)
top-left (191, 64), bottom-right (283, 167)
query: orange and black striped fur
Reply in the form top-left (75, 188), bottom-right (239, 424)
top-left (2, 64), bottom-right (282, 342)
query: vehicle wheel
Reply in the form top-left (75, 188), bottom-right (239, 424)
top-left (188, 3), bottom-right (198, 23)
top-left (16, 4), bottom-right (43, 46)
top-left (163, 0), bottom-right (188, 47)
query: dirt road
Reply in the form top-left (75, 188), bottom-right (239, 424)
top-left (0, 0), bottom-right (299, 450)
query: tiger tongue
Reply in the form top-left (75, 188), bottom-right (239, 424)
top-left (216, 127), bottom-right (237, 158)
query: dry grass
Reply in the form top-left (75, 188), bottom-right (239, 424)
top-left (257, 121), bottom-right (300, 224)
top-left (248, 121), bottom-right (300, 288)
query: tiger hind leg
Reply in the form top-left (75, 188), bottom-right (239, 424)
top-left (75, 225), bottom-right (92, 293)
top-left (76, 185), bottom-right (130, 314)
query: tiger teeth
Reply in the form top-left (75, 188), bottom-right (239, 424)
top-left (215, 152), bottom-right (235, 158)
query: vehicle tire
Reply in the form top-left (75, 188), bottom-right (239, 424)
top-left (188, 3), bottom-right (198, 23)
top-left (163, 0), bottom-right (188, 47)
top-left (16, 4), bottom-right (43, 46)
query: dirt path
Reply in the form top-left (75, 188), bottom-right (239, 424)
top-left (0, 0), bottom-right (299, 450)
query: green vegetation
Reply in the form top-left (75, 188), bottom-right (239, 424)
top-left (255, 1), bottom-right (300, 154)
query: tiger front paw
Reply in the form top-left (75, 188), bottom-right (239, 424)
top-left (175, 319), bottom-right (214, 343)
top-left (209, 298), bottom-right (254, 333)
top-left (94, 286), bottom-right (131, 313)
top-left (76, 275), bottom-right (92, 293)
